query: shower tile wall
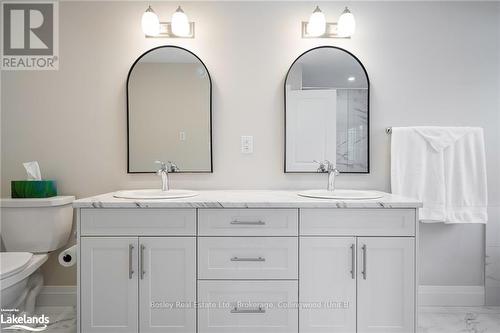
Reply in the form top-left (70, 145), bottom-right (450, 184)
top-left (336, 89), bottom-right (368, 172)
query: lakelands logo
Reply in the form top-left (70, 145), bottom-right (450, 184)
top-left (1, 313), bottom-right (50, 331)
top-left (1, 1), bottom-right (59, 70)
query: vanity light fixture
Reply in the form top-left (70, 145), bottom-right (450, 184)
top-left (337, 7), bottom-right (356, 37)
top-left (171, 6), bottom-right (191, 37)
top-left (141, 5), bottom-right (195, 38)
top-left (306, 6), bottom-right (326, 37)
top-left (141, 6), bottom-right (160, 37)
top-left (302, 6), bottom-right (356, 38)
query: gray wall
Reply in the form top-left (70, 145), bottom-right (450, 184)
top-left (1, 1), bottom-right (499, 287)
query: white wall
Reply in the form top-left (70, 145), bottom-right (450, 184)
top-left (1, 1), bottom-right (499, 288)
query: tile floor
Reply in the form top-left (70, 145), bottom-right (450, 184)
top-left (419, 306), bottom-right (500, 333)
top-left (35, 306), bottom-right (76, 333)
top-left (28, 305), bottom-right (500, 333)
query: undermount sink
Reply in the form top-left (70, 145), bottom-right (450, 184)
top-left (298, 189), bottom-right (384, 200)
top-left (113, 189), bottom-right (199, 199)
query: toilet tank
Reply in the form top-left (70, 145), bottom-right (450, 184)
top-left (0, 196), bottom-right (74, 253)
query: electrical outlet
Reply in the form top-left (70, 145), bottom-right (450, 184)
top-left (241, 136), bottom-right (253, 154)
top-left (179, 131), bottom-right (186, 141)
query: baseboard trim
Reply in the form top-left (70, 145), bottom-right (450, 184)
top-left (419, 285), bottom-right (485, 306)
top-left (37, 286), bottom-right (76, 307)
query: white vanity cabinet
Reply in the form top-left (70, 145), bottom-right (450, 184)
top-left (75, 191), bottom-right (420, 333)
top-left (299, 209), bottom-right (416, 333)
top-left (356, 237), bottom-right (415, 333)
top-left (139, 237), bottom-right (196, 333)
top-left (79, 209), bottom-right (197, 333)
top-left (300, 237), bottom-right (357, 333)
top-left (197, 208), bottom-right (299, 333)
top-left (198, 280), bottom-right (298, 333)
top-left (80, 237), bottom-right (139, 333)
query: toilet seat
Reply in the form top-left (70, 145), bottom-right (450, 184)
top-left (0, 253), bottom-right (48, 290)
top-left (0, 252), bottom-right (33, 280)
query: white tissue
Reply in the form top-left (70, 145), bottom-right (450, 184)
top-left (23, 161), bottom-right (42, 180)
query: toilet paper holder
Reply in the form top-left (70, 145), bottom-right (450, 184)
top-left (58, 245), bottom-right (77, 267)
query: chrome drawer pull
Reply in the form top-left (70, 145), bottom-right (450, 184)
top-left (231, 306), bottom-right (266, 314)
top-left (140, 244), bottom-right (146, 280)
top-left (350, 244), bottom-right (355, 279)
top-left (128, 244), bottom-right (134, 279)
top-left (230, 256), bottom-right (266, 262)
top-left (361, 244), bottom-right (367, 280)
top-left (230, 220), bottom-right (266, 225)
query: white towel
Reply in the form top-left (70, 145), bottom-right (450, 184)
top-left (391, 126), bottom-right (488, 224)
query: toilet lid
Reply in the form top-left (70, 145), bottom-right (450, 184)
top-left (0, 252), bottom-right (33, 280)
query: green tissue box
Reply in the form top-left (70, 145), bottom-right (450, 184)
top-left (11, 180), bottom-right (57, 198)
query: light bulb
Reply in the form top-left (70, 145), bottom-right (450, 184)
top-left (141, 6), bottom-right (160, 36)
top-left (337, 7), bottom-right (356, 37)
top-left (307, 6), bottom-right (326, 37)
top-left (171, 6), bottom-right (190, 37)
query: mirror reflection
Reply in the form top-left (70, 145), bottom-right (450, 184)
top-left (127, 46), bottom-right (212, 173)
top-left (285, 46), bottom-right (369, 173)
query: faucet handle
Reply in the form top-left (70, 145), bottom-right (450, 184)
top-left (155, 160), bottom-right (167, 172)
top-left (313, 160), bottom-right (327, 172)
top-left (322, 160), bottom-right (340, 174)
top-left (314, 160), bottom-right (339, 173)
top-left (167, 161), bottom-right (179, 173)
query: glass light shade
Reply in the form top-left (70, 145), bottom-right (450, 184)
top-left (337, 7), bottom-right (356, 37)
top-left (171, 6), bottom-right (190, 37)
top-left (141, 6), bottom-right (160, 36)
top-left (307, 6), bottom-right (326, 37)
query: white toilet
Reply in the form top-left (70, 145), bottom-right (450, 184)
top-left (0, 196), bottom-right (74, 314)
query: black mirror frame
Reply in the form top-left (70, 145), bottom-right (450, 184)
top-left (126, 45), bottom-right (213, 174)
top-left (284, 45), bottom-right (370, 174)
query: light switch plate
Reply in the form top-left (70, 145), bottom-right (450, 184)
top-left (179, 131), bottom-right (186, 141)
top-left (241, 136), bottom-right (253, 154)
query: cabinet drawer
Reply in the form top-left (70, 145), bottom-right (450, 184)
top-left (198, 280), bottom-right (298, 333)
top-left (80, 209), bottom-right (196, 236)
top-left (300, 209), bottom-right (416, 236)
top-left (198, 237), bottom-right (298, 279)
top-left (198, 209), bottom-right (298, 236)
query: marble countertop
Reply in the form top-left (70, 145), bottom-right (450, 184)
top-left (73, 190), bottom-right (422, 209)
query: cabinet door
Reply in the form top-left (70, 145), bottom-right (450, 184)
top-left (300, 237), bottom-right (356, 333)
top-left (81, 237), bottom-right (138, 333)
top-left (357, 237), bottom-right (415, 333)
top-left (139, 237), bottom-right (196, 333)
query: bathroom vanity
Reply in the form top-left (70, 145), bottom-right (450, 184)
top-left (74, 190), bottom-right (421, 333)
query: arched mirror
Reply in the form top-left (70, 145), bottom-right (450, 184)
top-left (127, 46), bottom-right (212, 173)
top-left (284, 46), bottom-right (369, 173)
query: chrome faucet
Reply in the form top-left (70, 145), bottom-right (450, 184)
top-left (155, 160), bottom-right (180, 191)
top-left (314, 160), bottom-right (340, 192)
top-left (155, 161), bottom-right (169, 191)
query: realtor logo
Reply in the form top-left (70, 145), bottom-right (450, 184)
top-left (1, 309), bottom-right (50, 331)
top-left (1, 1), bottom-right (59, 70)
